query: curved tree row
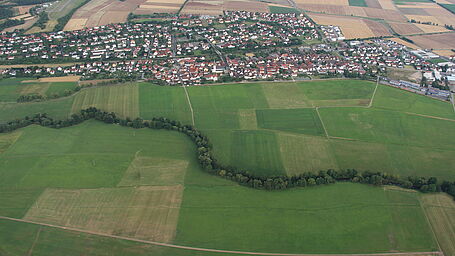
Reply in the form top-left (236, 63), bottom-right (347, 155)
top-left (1, 107), bottom-right (454, 199)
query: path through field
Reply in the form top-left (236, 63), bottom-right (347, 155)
top-left (183, 85), bottom-right (195, 126)
top-left (0, 216), bottom-right (443, 256)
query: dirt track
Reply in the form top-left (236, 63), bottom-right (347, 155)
top-left (0, 215), bottom-right (444, 256)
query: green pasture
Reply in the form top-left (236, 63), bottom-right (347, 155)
top-left (1, 79), bottom-right (453, 179)
top-left (269, 6), bottom-right (301, 14)
top-left (176, 182), bottom-right (437, 253)
top-left (349, 0), bottom-right (368, 7)
top-left (0, 121), bottom-right (440, 254)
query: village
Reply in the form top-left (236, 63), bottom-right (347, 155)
top-left (0, 11), bottom-right (454, 100)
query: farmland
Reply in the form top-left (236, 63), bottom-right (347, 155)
top-left (0, 78), bottom-right (454, 254)
top-left (0, 121), bottom-right (440, 254)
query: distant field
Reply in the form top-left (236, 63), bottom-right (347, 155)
top-left (1, 79), bottom-right (453, 180)
top-left (349, 0), bottom-right (368, 7)
top-left (71, 84), bottom-right (139, 118)
top-left (268, 6), bottom-right (301, 13)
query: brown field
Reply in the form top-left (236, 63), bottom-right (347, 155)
top-left (363, 19), bottom-right (392, 37)
top-left (224, 0), bottom-right (269, 12)
top-left (38, 76), bottom-right (81, 82)
top-left (389, 22), bottom-right (424, 35)
top-left (424, 7), bottom-right (455, 26)
top-left (0, 62), bottom-right (79, 69)
top-left (398, 7), bottom-right (430, 15)
top-left (415, 23), bottom-right (450, 33)
top-left (118, 156), bottom-right (189, 187)
top-left (20, 83), bottom-right (50, 96)
top-left (63, 18), bottom-right (87, 31)
top-left (390, 37), bottom-right (420, 49)
top-left (136, 0), bottom-right (184, 14)
top-left (299, 4), bottom-right (406, 22)
top-left (180, 0), bottom-right (270, 15)
top-left (294, 0), bottom-right (349, 6)
top-left (308, 13), bottom-right (392, 39)
top-left (365, 0), bottom-right (382, 9)
top-left (65, 0), bottom-right (154, 30)
top-left (409, 33), bottom-right (455, 49)
top-left (420, 193), bottom-right (455, 256)
top-left (24, 186), bottom-right (183, 242)
top-left (405, 14), bottom-right (442, 24)
top-left (433, 49), bottom-right (455, 57)
top-left (378, 0), bottom-right (396, 10)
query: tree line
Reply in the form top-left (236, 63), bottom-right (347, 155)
top-left (1, 107), bottom-right (454, 200)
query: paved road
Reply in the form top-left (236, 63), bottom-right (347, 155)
top-left (0, 216), bottom-right (443, 256)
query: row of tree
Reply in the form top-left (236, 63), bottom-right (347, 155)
top-left (1, 107), bottom-right (454, 200)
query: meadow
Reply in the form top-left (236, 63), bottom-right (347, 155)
top-left (0, 121), bottom-right (439, 255)
top-left (0, 78), bottom-right (454, 254)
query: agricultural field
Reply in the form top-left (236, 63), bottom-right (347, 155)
top-left (0, 120), bottom-right (441, 254)
top-left (308, 13), bottom-right (392, 39)
top-left (408, 32), bottom-right (455, 49)
top-left (1, 78), bottom-right (455, 254)
top-left (64, 0), bottom-right (156, 30)
top-left (0, 78), bottom-right (78, 102)
top-left (180, 0), bottom-right (271, 15)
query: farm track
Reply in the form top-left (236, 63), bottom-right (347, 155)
top-left (182, 86), bottom-right (195, 126)
top-left (0, 215), bottom-right (443, 256)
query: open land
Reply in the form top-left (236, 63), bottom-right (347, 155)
top-left (307, 13), bottom-right (391, 39)
top-left (0, 79), bottom-right (454, 254)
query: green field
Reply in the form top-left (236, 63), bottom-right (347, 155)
top-left (0, 121), bottom-right (439, 254)
top-left (440, 4), bottom-right (455, 14)
top-left (0, 78), bottom-right (78, 102)
top-left (269, 6), bottom-right (301, 14)
top-left (0, 79), bottom-right (454, 179)
top-left (1, 78), bottom-right (454, 254)
top-left (349, 0), bottom-right (368, 7)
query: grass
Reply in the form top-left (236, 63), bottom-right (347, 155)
top-left (45, 82), bottom-right (78, 97)
top-left (139, 83), bottom-right (192, 124)
top-left (24, 186), bottom-right (183, 242)
top-left (230, 130), bottom-right (285, 176)
top-left (0, 97), bottom-right (74, 122)
top-left (440, 4), bottom-right (455, 15)
top-left (256, 108), bottom-right (325, 136)
top-left (269, 6), bottom-right (301, 14)
top-left (373, 85), bottom-right (455, 119)
top-left (420, 193), bottom-right (455, 256)
top-left (0, 115), bottom-right (443, 254)
top-left (0, 78), bottom-right (25, 102)
top-left (176, 182), bottom-right (438, 253)
top-left (71, 84), bottom-right (139, 119)
top-left (394, 0), bottom-right (432, 4)
top-left (349, 0), bottom-right (368, 7)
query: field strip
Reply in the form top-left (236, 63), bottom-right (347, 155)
top-left (315, 107), bottom-right (329, 138)
top-left (26, 227), bottom-right (41, 256)
top-left (404, 112), bottom-right (455, 122)
top-left (0, 215), bottom-right (443, 256)
top-left (417, 197), bottom-right (444, 254)
top-left (368, 77), bottom-right (379, 108)
top-left (182, 86), bottom-right (195, 126)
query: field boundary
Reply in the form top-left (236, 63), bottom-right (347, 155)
top-left (182, 85), bottom-right (195, 126)
top-left (315, 107), bottom-right (329, 138)
top-left (0, 215), bottom-right (443, 256)
top-left (368, 77), bottom-right (379, 108)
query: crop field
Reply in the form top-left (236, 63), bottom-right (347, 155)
top-left (24, 185), bottom-right (183, 242)
top-left (420, 193), bottom-right (455, 256)
top-left (180, 0), bottom-right (270, 15)
top-left (309, 12), bottom-right (394, 38)
top-left (71, 84), bottom-right (139, 118)
top-left (1, 79), bottom-right (455, 254)
top-left (64, 0), bottom-right (147, 30)
top-left (0, 121), bottom-right (440, 254)
top-left (408, 33), bottom-right (455, 49)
